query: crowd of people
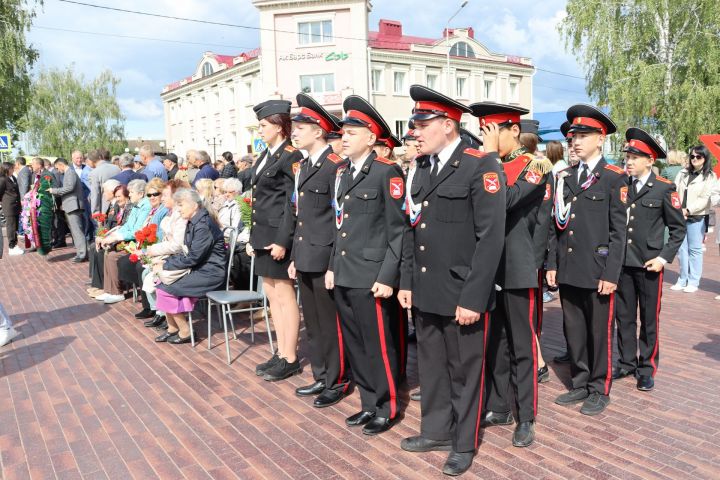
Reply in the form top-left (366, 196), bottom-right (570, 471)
top-left (1, 84), bottom-right (720, 476)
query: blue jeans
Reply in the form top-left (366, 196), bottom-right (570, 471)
top-left (677, 217), bottom-right (705, 287)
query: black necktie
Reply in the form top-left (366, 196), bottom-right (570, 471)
top-left (579, 164), bottom-right (589, 185)
top-left (633, 178), bottom-right (641, 193)
top-left (431, 157), bottom-right (440, 177)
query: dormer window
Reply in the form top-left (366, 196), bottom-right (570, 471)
top-left (449, 42), bottom-right (475, 58)
top-left (201, 62), bottom-right (214, 77)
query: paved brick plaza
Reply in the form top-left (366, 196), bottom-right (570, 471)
top-left (1, 243), bottom-right (720, 480)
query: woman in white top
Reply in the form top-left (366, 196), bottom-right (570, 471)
top-left (217, 177), bottom-right (243, 235)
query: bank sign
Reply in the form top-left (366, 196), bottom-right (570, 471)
top-left (279, 51), bottom-right (350, 62)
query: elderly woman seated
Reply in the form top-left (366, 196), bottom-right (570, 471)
top-left (154, 188), bottom-right (226, 344)
top-left (96, 179), bottom-right (152, 304)
top-left (217, 177), bottom-right (243, 235)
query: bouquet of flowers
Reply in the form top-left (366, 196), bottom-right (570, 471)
top-left (127, 224), bottom-right (159, 264)
top-left (236, 191), bottom-right (252, 229)
top-left (92, 212), bottom-right (108, 237)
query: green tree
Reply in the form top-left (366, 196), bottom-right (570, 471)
top-left (561, 0), bottom-right (720, 150)
top-left (25, 66), bottom-right (126, 157)
top-left (0, 0), bottom-right (42, 134)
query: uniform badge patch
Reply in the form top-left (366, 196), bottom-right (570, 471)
top-left (483, 172), bottom-right (500, 194)
top-left (671, 191), bottom-right (681, 209)
top-left (389, 177), bottom-right (404, 199)
top-left (544, 183), bottom-right (551, 201)
top-left (620, 186), bottom-right (628, 204)
top-left (292, 162), bottom-right (301, 175)
top-left (525, 170), bottom-right (542, 185)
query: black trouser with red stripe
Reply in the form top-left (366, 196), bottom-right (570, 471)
top-left (415, 309), bottom-right (489, 453)
top-left (615, 267), bottom-right (662, 378)
top-left (559, 284), bottom-right (614, 396)
top-left (335, 287), bottom-right (400, 419)
top-left (298, 271), bottom-right (348, 393)
top-left (485, 289), bottom-right (538, 423)
top-left (535, 269), bottom-right (545, 336)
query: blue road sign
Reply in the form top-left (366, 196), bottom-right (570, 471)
top-left (0, 133), bottom-right (11, 152)
top-left (253, 138), bottom-right (267, 153)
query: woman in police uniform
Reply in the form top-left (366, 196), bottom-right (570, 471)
top-left (248, 100), bottom-right (304, 382)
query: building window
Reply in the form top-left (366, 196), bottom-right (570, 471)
top-left (395, 120), bottom-right (407, 139)
top-left (371, 68), bottom-right (384, 93)
top-left (509, 80), bottom-right (520, 103)
top-left (298, 20), bottom-right (333, 45)
top-left (456, 77), bottom-right (467, 98)
top-left (300, 73), bottom-right (335, 93)
top-left (393, 71), bottom-right (406, 95)
top-left (484, 79), bottom-right (495, 101)
top-left (449, 42), bottom-right (475, 58)
top-left (201, 62), bottom-right (213, 77)
top-left (426, 73), bottom-right (438, 90)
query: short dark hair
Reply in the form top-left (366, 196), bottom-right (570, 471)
top-left (113, 184), bottom-right (130, 198)
top-left (222, 151), bottom-right (233, 162)
top-left (0, 163), bottom-right (13, 177)
top-left (88, 149), bottom-right (102, 162)
top-left (15, 156), bottom-right (26, 166)
top-left (98, 148), bottom-right (111, 161)
top-left (54, 157), bottom-right (69, 166)
top-left (687, 145), bottom-right (714, 178)
top-left (165, 153), bottom-right (178, 164)
top-left (519, 132), bottom-right (539, 154)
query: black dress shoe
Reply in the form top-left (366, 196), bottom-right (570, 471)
top-left (555, 388), bottom-right (588, 405)
top-left (537, 365), bottom-right (550, 383)
top-left (410, 390), bottom-right (422, 402)
top-left (400, 436), bottom-right (452, 452)
top-left (256, 354), bottom-right (280, 376)
top-left (168, 333), bottom-right (193, 344)
top-left (296, 381), bottom-right (325, 397)
top-left (263, 358), bottom-right (301, 382)
top-left (314, 389), bottom-right (345, 408)
top-left (346, 410), bottom-right (375, 427)
top-left (135, 308), bottom-right (155, 319)
top-left (580, 392), bottom-right (610, 416)
top-left (144, 314), bottom-right (166, 328)
top-left (637, 375), bottom-right (654, 391)
top-left (155, 331), bottom-right (176, 343)
top-left (362, 416), bottom-right (393, 435)
top-left (442, 451), bottom-right (475, 476)
top-left (612, 367), bottom-right (635, 380)
top-left (52, 242), bottom-right (68, 248)
top-left (512, 421), bottom-right (535, 447)
top-left (553, 352), bottom-right (571, 363)
top-left (157, 320), bottom-right (167, 330)
top-left (480, 410), bottom-right (514, 427)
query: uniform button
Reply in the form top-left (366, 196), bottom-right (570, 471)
top-left (569, 231), bottom-right (574, 236)
top-left (592, 195), bottom-right (596, 200)
top-left (253, 185), bottom-right (256, 190)
top-left (253, 197), bottom-right (257, 202)
top-left (341, 250), bottom-right (346, 256)
top-left (300, 192), bottom-right (304, 197)
top-left (630, 216), bottom-right (635, 220)
top-left (341, 232), bottom-right (347, 238)
top-left (344, 213), bottom-right (349, 219)
top-left (345, 195), bottom-right (350, 200)
top-left (571, 214), bottom-right (576, 219)
top-left (363, 193), bottom-right (368, 198)
top-left (420, 223), bottom-right (426, 229)
top-left (298, 236), bottom-right (303, 241)
top-left (628, 239), bottom-right (633, 244)
top-left (628, 227), bottom-right (633, 232)
top-left (298, 221), bottom-right (303, 226)
top-left (315, 189), bottom-right (319, 192)
top-left (423, 201), bottom-right (429, 207)
top-left (252, 209), bottom-right (256, 213)
top-left (419, 246), bottom-right (425, 251)
top-left (631, 203), bottom-right (636, 208)
top-left (421, 267), bottom-right (427, 272)
top-left (572, 196), bottom-right (577, 201)
top-left (568, 247), bottom-right (573, 253)
top-left (252, 221), bottom-right (256, 226)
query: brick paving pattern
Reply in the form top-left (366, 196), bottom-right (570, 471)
top-left (1, 243), bottom-right (720, 479)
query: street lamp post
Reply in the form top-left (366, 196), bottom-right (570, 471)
top-left (206, 136), bottom-right (222, 161)
top-left (446, 0), bottom-right (469, 96)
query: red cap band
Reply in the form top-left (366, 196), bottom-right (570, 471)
top-left (346, 110), bottom-right (382, 137)
top-left (414, 101), bottom-right (463, 122)
top-left (572, 117), bottom-right (607, 135)
top-left (628, 139), bottom-right (657, 160)
top-left (297, 107), bottom-right (332, 132)
top-left (378, 137), bottom-right (398, 149)
top-left (479, 113), bottom-right (521, 127)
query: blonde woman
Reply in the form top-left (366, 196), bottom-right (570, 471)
top-left (661, 150), bottom-right (686, 183)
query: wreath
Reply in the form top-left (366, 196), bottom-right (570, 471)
top-left (21, 175), bottom-right (54, 255)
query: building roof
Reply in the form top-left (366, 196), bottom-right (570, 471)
top-left (162, 49), bottom-right (260, 93)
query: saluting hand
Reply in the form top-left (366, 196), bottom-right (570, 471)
top-left (371, 282), bottom-right (393, 298)
top-left (265, 243), bottom-right (286, 261)
top-left (455, 306), bottom-right (481, 326)
top-left (597, 280), bottom-right (617, 295)
top-left (398, 290), bottom-right (412, 309)
top-left (480, 122), bottom-right (501, 153)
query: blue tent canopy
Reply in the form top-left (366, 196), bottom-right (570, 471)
top-left (534, 111), bottom-right (568, 142)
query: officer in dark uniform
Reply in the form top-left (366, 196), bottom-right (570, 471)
top-left (547, 104), bottom-right (627, 416)
top-left (398, 86), bottom-right (506, 476)
top-left (326, 95), bottom-right (406, 436)
top-left (288, 93), bottom-right (350, 406)
top-left (614, 128), bottom-right (685, 391)
top-left (471, 103), bottom-right (553, 448)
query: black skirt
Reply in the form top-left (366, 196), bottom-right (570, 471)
top-left (254, 248), bottom-right (292, 280)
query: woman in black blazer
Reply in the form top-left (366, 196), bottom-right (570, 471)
top-left (0, 162), bottom-right (22, 255)
top-left (248, 100), bottom-right (303, 382)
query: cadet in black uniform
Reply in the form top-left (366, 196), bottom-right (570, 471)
top-left (249, 100), bottom-right (304, 382)
top-left (547, 104), bottom-right (627, 416)
top-left (326, 95), bottom-right (406, 436)
top-left (287, 93), bottom-right (350, 406)
top-left (472, 103), bottom-right (553, 448)
top-left (614, 128), bottom-right (686, 391)
top-left (398, 86), bottom-right (506, 476)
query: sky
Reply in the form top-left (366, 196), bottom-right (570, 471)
top-left (26, 0), bottom-right (590, 140)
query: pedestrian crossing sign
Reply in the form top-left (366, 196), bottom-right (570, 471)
top-left (0, 133), bottom-right (11, 152)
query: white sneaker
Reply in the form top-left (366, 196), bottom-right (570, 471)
top-left (8, 246), bottom-right (24, 256)
top-left (683, 285), bottom-right (699, 293)
top-left (715, 295), bottom-right (720, 300)
top-left (670, 282), bottom-right (686, 291)
top-left (103, 294), bottom-right (125, 304)
top-left (0, 327), bottom-right (20, 347)
top-left (94, 293), bottom-right (110, 301)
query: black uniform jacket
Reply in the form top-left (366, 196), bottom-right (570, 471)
top-left (291, 146), bottom-right (348, 273)
top-left (547, 158), bottom-right (628, 289)
top-left (497, 152), bottom-right (552, 289)
top-left (533, 174), bottom-right (554, 270)
top-left (249, 139), bottom-right (303, 250)
top-left (400, 141), bottom-right (506, 316)
top-left (329, 151), bottom-right (406, 289)
top-left (624, 172), bottom-right (686, 267)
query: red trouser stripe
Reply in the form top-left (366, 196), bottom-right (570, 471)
top-left (536, 269), bottom-right (544, 337)
top-left (528, 288), bottom-right (538, 417)
top-left (474, 312), bottom-right (490, 450)
top-left (375, 299), bottom-right (397, 419)
top-left (650, 270), bottom-right (663, 376)
top-left (335, 313), bottom-right (349, 393)
top-left (398, 304), bottom-right (406, 376)
top-left (604, 292), bottom-right (615, 395)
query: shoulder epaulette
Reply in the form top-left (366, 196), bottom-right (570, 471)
top-left (604, 164), bottom-right (625, 174)
top-left (284, 145), bottom-right (297, 153)
top-left (464, 147), bottom-right (487, 158)
top-left (374, 156), bottom-right (396, 166)
top-left (328, 153), bottom-right (345, 165)
top-left (525, 155), bottom-right (554, 175)
top-left (655, 175), bottom-right (671, 184)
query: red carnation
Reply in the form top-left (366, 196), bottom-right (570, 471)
top-left (243, 197), bottom-right (252, 204)
top-left (44, 175), bottom-right (52, 181)
top-left (129, 254), bottom-right (139, 263)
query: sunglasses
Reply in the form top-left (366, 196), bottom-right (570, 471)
top-left (146, 192), bottom-right (161, 198)
top-left (689, 154), bottom-right (704, 160)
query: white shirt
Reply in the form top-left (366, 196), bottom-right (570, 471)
top-left (577, 153), bottom-right (602, 182)
top-left (309, 145), bottom-right (330, 168)
top-left (256, 142), bottom-right (283, 174)
top-left (632, 170), bottom-right (652, 192)
top-left (431, 136), bottom-right (462, 174)
top-left (350, 153), bottom-right (372, 179)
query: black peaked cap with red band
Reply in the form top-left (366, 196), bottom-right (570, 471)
top-left (341, 95), bottom-right (392, 140)
top-left (376, 134), bottom-right (401, 150)
top-left (520, 119), bottom-right (543, 142)
top-left (409, 85), bottom-right (473, 122)
top-left (623, 127), bottom-right (666, 160)
top-left (560, 121), bottom-right (572, 139)
top-left (469, 102), bottom-right (529, 128)
top-left (566, 104), bottom-right (617, 135)
top-left (253, 99), bottom-right (292, 120)
top-left (293, 93), bottom-right (341, 134)
top-left (326, 115), bottom-right (344, 139)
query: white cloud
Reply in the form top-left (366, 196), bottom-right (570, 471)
top-left (118, 98), bottom-right (164, 119)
